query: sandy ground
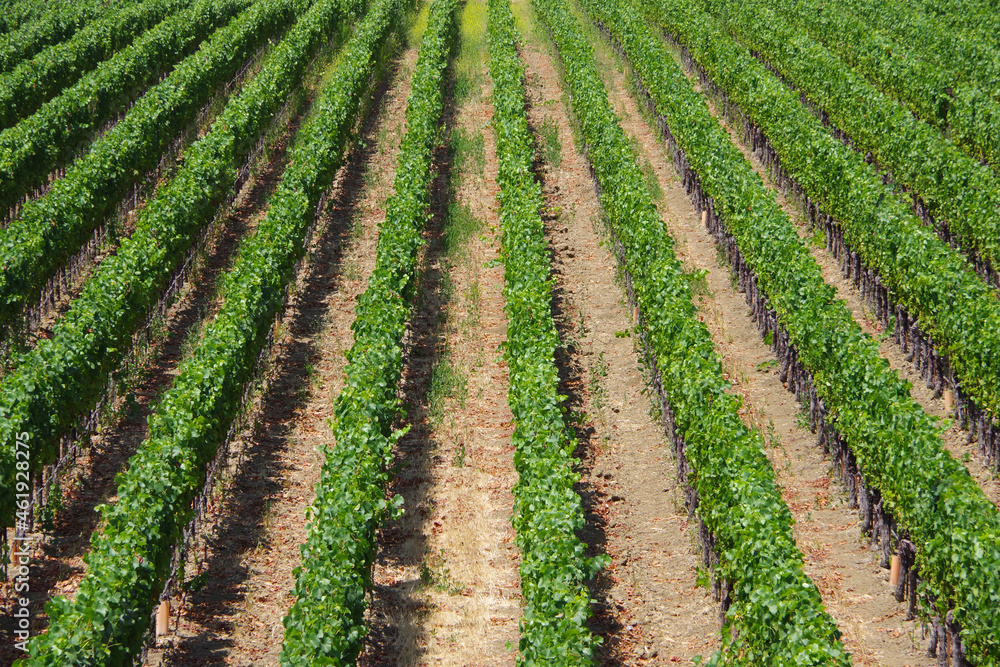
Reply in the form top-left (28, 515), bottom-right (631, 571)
top-left (361, 1), bottom-right (521, 663)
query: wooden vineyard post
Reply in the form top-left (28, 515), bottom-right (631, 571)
top-left (633, 305), bottom-right (639, 326)
top-left (156, 600), bottom-right (170, 638)
top-left (889, 555), bottom-right (901, 587)
top-left (943, 389), bottom-right (954, 411)
top-left (701, 210), bottom-right (707, 226)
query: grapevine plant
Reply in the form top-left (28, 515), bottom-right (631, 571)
top-left (831, 0), bottom-right (1000, 96)
top-left (0, 0), bottom-right (84, 43)
top-left (279, 0), bottom-right (457, 662)
top-left (14, 0), bottom-right (408, 661)
top-left (487, 0), bottom-right (604, 661)
top-left (589, 0), bottom-right (1000, 660)
top-left (0, 0), bottom-right (281, 338)
top-left (739, 0), bottom-right (1000, 171)
top-left (532, 0), bottom-right (850, 662)
top-left (0, 0), bottom-right (111, 73)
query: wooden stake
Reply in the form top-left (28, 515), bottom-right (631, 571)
top-left (632, 306), bottom-right (639, 326)
top-left (156, 600), bottom-right (170, 637)
top-left (701, 210), bottom-right (708, 226)
top-left (943, 389), bottom-right (954, 411)
top-left (889, 555), bottom-right (901, 587)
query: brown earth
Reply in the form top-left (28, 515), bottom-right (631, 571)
top-left (514, 0), bottom-right (723, 663)
top-left (360, 1), bottom-right (521, 663)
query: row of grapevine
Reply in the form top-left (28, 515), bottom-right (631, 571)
top-left (840, 0), bottom-right (1000, 101)
top-left (486, 0), bottom-right (602, 661)
top-left (0, 0), bottom-right (61, 37)
top-left (0, 0), bottom-right (112, 73)
top-left (0, 0), bottom-right (191, 130)
top-left (0, 0), bottom-right (351, 538)
top-left (747, 0), bottom-right (1000, 171)
top-left (0, 0), bottom-right (252, 214)
top-left (904, 0), bottom-right (1000, 59)
top-left (278, 0), bottom-right (455, 661)
top-left (14, 0), bottom-right (393, 662)
top-left (532, 0), bottom-right (850, 663)
top-left (0, 0), bottom-right (293, 334)
top-left (702, 0), bottom-right (1000, 280)
top-left (651, 0), bottom-right (1000, 466)
top-left (841, 0), bottom-right (1000, 93)
top-left (592, 0), bottom-right (1000, 661)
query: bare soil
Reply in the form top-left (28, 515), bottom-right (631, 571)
top-left (514, 0), bottom-right (722, 663)
top-left (360, 1), bottom-right (522, 662)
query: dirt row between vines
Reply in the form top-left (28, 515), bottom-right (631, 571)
top-left (568, 4), bottom-right (936, 665)
top-left (360, 0), bottom-right (522, 662)
top-left (358, 0), bottom-right (734, 660)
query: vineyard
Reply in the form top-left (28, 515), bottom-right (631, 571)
top-left (0, 0), bottom-right (997, 664)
